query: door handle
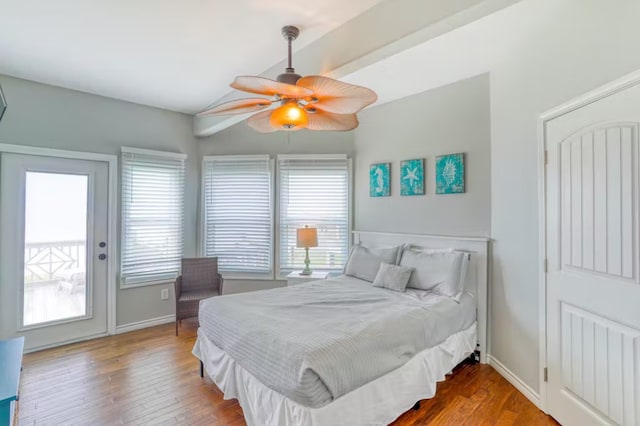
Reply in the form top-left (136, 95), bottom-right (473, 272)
top-left (99, 242), bottom-right (106, 248)
top-left (98, 254), bottom-right (107, 260)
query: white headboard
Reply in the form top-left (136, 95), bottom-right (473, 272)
top-left (353, 231), bottom-right (491, 364)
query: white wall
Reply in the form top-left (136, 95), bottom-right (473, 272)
top-left (349, 0), bottom-right (640, 398)
top-left (489, 0), bottom-right (640, 394)
top-left (354, 74), bottom-right (491, 237)
top-left (198, 120), bottom-right (355, 293)
top-left (0, 74), bottom-right (199, 326)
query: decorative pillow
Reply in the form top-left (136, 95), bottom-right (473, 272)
top-left (344, 244), bottom-right (401, 282)
top-left (372, 263), bottom-right (413, 292)
top-left (399, 248), bottom-right (465, 295)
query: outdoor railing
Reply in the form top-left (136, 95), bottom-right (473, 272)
top-left (24, 240), bottom-right (86, 283)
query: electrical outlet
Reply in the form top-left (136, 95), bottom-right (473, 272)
top-left (161, 288), bottom-right (169, 300)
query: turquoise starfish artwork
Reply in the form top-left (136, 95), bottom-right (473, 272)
top-left (400, 158), bottom-right (425, 196)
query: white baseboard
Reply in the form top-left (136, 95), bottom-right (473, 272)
top-left (488, 355), bottom-right (541, 409)
top-left (115, 314), bottom-right (176, 334)
top-left (24, 332), bottom-right (110, 354)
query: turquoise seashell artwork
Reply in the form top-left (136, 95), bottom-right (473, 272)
top-left (369, 162), bottom-right (391, 197)
top-left (436, 153), bottom-right (465, 194)
top-left (400, 158), bottom-right (425, 196)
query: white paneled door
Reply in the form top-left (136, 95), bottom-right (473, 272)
top-left (546, 83), bottom-right (640, 425)
top-left (0, 153), bottom-right (110, 351)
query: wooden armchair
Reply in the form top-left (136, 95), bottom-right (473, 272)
top-left (175, 257), bottom-right (223, 336)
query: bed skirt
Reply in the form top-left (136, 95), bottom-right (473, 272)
top-left (192, 322), bottom-right (476, 426)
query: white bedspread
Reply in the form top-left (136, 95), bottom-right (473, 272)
top-left (193, 322), bottom-right (477, 426)
top-left (197, 275), bottom-right (476, 408)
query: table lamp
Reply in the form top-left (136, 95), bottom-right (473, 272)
top-left (296, 225), bottom-right (318, 275)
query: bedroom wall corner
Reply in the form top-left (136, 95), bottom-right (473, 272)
top-left (489, 0), bottom-right (640, 396)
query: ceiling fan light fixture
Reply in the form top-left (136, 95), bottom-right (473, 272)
top-left (276, 70), bottom-right (302, 85)
top-left (270, 100), bottom-right (308, 130)
top-left (276, 25), bottom-right (302, 86)
top-left (199, 25), bottom-right (377, 132)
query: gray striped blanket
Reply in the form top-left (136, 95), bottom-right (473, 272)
top-left (198, 276), bottom-right (467, 408)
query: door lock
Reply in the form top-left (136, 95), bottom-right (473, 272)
top-left (98, 254), bottom-right (107, 260)
top-left (99, 242), bottom-right (106, 248)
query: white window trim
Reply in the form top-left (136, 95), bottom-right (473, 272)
top-left (200, 155), bottom-right (275, 280)
top-left (120, 275), bottom-right (178, 289)
top-left (121, 146), bottom-right (187, 160)
top-left (275, 154), bottom-right (352, 280)
top-left (203, 154), bottom-right (271, 161)
top-left (120, 147), bottom-right (186, 289)
top-left (277, 154), bottom-right (348, 161)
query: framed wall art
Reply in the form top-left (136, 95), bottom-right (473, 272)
top-left (436, 153), bottom-right (465, 194)
top-left (369, 162), bottom-right (391, 197)
top-left (400, 158), bottom-right (425, 196)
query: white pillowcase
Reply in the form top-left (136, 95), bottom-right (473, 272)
top-left (372, 263), bottom-right (413, 292)
top-left (344, 244), bottom-right (401, 282)
top-left (450, 253), bottom-right (471, 302)
top-left (399, 248), bottom-right (466, 298)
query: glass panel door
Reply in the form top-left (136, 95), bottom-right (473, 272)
top-left (23, 172), bottom-right (90, 327)
top-left (0, 152), bottom-right (110, 351)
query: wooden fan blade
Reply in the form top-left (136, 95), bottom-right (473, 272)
top-left (197, 98), bottom-right (273, 116)
top-left (247, 110), bottom-right (278, 133)
top-left (297, 75), bottom-right (377, 114)
top-left (231, 76), bottom-right (313, 97)
top-left (306, 110), bottom-right (359, 132)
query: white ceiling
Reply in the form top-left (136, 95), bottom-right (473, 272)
top-left (340, 0), bottom-right (539, 108)
top-left (0, 0), bottom-right (386, 113)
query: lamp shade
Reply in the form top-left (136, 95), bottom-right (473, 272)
top-left (296, 226), bottom-right (318, 248)
top-left (270, 101), bottom-right (309, 131)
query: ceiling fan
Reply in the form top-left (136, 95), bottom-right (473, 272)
top-left (198, 25), bottom-right (377, 133)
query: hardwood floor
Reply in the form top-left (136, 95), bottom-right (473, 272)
top-left (19, 319), bottom-right (557, 425)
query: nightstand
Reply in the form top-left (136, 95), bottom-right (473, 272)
top-left (286, 271), bottom-right (330, 286)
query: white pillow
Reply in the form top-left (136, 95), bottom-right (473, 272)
top-left (372, 263), bottom-right (413, 292)
top-left (446, 253), bottom-right (471, 302)
top-left (344, 244), bottom-right (401, 282)
top-left (399, 248), bottom-right (465, 296)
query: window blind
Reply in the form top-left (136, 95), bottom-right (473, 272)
top-left (278, 156), bottom-right (350, 275)
top-left (202, 156), bottom-right (273, 275)
top-left (121, 148), bottom-right (185, 286)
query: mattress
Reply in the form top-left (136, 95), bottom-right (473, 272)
top-left (197, 275), bottom-right (476, 408)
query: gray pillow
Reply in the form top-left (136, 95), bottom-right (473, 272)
top-left (399, 248), bottom-right (464, 292)
top-left (344, 244), bottom-right (401, 282)
top-left (372, 263), bottom-right (413, 292)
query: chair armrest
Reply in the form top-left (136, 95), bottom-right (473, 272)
top-left (175, 275), bottom-right (182, 299)
top-left (217, 273), bottom-right (223, 295)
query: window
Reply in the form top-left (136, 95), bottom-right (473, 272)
top-left (278, 155), bottom-right (351, 275)
top-left (121, 147), bottom-right (186, 286)
top-left (202, 156), bottom-right (273, 277)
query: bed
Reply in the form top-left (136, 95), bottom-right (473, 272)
top-left (193, 231), bottom-right (490, 426)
